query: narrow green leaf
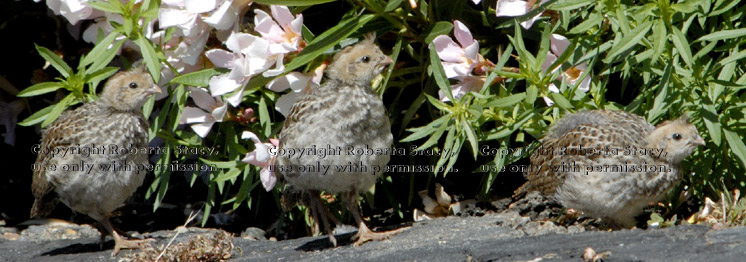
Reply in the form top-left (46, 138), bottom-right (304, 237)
top-left (549, 92), bottom-right (572, 109)
top-left (136, 34), bottom-right (161, 83)
top-left (696, 28), bottom-right (746, 42)
top-left (283, 14), bottom-right (375, 73)
top-left (252, 0), bottom-right (338, 6)
top-left (651, 20), bottom-right (666, 64)
top-left (17, 82), bottom-right (64, 97)
top-left (423, 21), bottom-right (453, 44)
top-left (80, 32), bottom-right (120, 68)
top-left (700, 104), bottom-right (721, 146)
top-left (551, 0), bottom-right (595, 10)
top-left (402, 115), bottom-right (450, 142)
top-left (35, 44), bottom-right (72, 78)
top-left (462, 120), bottom-right (478, 158)
top-left (18, 104), bottom-right (55, 126)
top-left (724, 129), bottom-right (746, 169)
top-left (670, 27), bottom-right (693, 69)
top-left (428, 46), bottom-right (454, 102)
top-left (647, 63), bottom-right (672, 122)
top-left (41, 94), bottom-right (75, 128)
top-left (84, 66), bottom-right (119, 84)
top-left (91, 39), bottom-right (125, 72)
top-left (170, 68), bottom-right (221, 87)
top-left (87, 0), bottom-right (122, 13)
top-left (604, 20), bottom-right (653, 63)
top-left (384, 0), bottom-right (403, 12)
top-left (484, 93), bottom-right (526, 108)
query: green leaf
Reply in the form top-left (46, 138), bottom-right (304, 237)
top-left (17, 82), bottom-right (64, 97)
top-left (604, 20), bottom-right (653, 63)
top-left (384, 0), bottom-right (403, 12)
top-left (724, 129), bottom-right (746, 170)
top-left (462, 120), bottom-right (478, 158)
top-left (647, 63), bottom-right (672, 122)
top-left (700, 104), bottom-right (721, 146)
top-left (35, 44), bottom-right (72, 78)
top-left (551, 0), bottom-right (596, 11)
top-left (170, 68), bottom-right (221, 87)
top-left (484, 93), bottom-right (526, 108)
top-left (402, 114), bottom-right (450, 143)
top-left (670, 27), bottom-right (693, 69)
top-left (283, 14), bottom-right (375, 73)
top-left (423, 21), bottom-right (453, 44)
top-left (696, 28), bottom-right (746, 42)
top-left (135, 34), bottom-right (161, 83)
top-left (549, 92), bottom-right (572, 109)
top-left (651, 20), bottom-right (666, 64)
top-left (87, 0), bottom-right (122, 13)
top-left (84, 67), bottom-right (119, 84)
top-left (428, 46), bottom-right (454, 102)
top-left (91, 39), bottom-right (125, 72)
top-left (80, 32), bottom-right (120, 68)
top-left (18, 104), bottom-right (55, 126)
top-left (252, 0), bottom-right (338, 6)
top-left (41, 94), bottom-right (76, 128)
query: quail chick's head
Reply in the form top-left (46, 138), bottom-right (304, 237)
top-left (646, 116), bottom-right (705, 164)
top-left (325, 33), bottom-right (393, 86)
top-left (100, 66), bottom-right (161, 112)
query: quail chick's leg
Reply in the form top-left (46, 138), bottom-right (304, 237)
top-left (343, 192), bottom-right (407, 247)
top-left (99, 217), bottom-right (153, 256)
top-left (308, 191), bottom-right (338, 247)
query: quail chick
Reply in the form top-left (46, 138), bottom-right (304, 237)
top-left (518, 110), bottom-right (705, 228)
top-left (276, 33), bottom-right (403, 246)
top-left (30, 65), bottom-right (160, 256)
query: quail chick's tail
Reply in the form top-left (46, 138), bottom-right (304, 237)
top-left (30, 197), bottom-right (58, 218)
top-left (512, 182), bottom-right (532, 199)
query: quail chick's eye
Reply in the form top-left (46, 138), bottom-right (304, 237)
top-left (361, 56), bottom-right (370, 63)
top-left (129, 82), bottom-right (138, 89)
top-left (672, 133), bottom-right (682, 140)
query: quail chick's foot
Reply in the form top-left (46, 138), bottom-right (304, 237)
top-left (101, 219), bottom-right (153, 256)
top-left (352, 221), bottom-right (408, 247)
top-left (111, 230), bottom-right (154, 257)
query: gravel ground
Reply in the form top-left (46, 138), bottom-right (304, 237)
top-left (2, 212), bottom-right (745, 262)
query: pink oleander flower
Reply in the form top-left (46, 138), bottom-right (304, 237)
top-left (180, 87), bottom-right (228, 137)
top-left (267, 64), bottom-right (325, 116)
top-left (241, 131), bottom-right (279, 191)
top-left (206, 32), bottom-right (273, 106)
top-left (432, 20), bottom-right (486, 79)
top-left (495, 0), bottom-right (546, 29)
top-left (541, 34), bottom-right (590, 106)
top-left (438, 75), bottom-right (486, 102)
top-left (254, 5), bottom-right (304, 77)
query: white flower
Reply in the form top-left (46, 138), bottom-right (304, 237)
top-left (205, 32), bottom-right (273, 106)
top-left (253, 6), bottom-right (304, 77)
top-left (495, 0), bottom-right (546, 29)
top-left (267, 64), bottom-right (325, 116)
top-left (241, 131), bottom-right (279, 191)
top-left (180, 87), bottom-right (227, 137)
top-left (46, 0), bottom-right (102, 25)
top-left (431, 20), bottom-right (484, 79)
top-left (541, 34), bottom-right (590, 106)
top-left (438, 75), bottom-right (486, 102)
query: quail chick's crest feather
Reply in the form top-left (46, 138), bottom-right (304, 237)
top-left (522, 110), bottom-right (704, 227)
top-left (30, 65), bottom-right (160, 255)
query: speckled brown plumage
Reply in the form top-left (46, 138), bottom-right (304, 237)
top-left (276, 33), bottom-right (403, 246)
top-left (517, 110), bottom-right (705, 227)
top-left (30, 65), bottom-right (160, 256)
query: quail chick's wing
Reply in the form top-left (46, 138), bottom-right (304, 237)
top-left (524, 110), bottom-right (654, 195)
top-left (30, 109), bottom-right (88, 218)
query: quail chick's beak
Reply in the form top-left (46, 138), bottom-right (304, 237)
top-left (379, 56), bottom-right (393, 67)
top-left (147, 84), bottom-right (162, 95)
top-left (690, 135), bottom-right (705, 146)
